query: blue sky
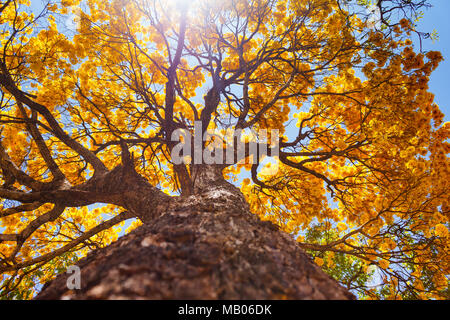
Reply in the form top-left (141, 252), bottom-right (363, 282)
top-left (415, 0), bottom-right (450, 121)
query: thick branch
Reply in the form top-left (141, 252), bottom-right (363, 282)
top-left (164, 9), bottom-right (187, 137)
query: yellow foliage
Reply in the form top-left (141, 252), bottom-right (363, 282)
top-left (0, 0), bottom-right (447, 301)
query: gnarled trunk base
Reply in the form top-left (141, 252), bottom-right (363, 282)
top-left (35, 186), bottom-right (354, 300)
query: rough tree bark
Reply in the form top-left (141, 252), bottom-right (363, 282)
top-left (35, 165), bottom-right (354, 300)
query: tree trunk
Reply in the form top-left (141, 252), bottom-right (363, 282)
top-left (35, 166), bottom-right (354, 300)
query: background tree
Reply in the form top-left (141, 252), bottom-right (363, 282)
top-left (0, 0), bottom-right (448, 299)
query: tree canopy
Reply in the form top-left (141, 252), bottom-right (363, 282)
top-left (0, 0), bottom-right (448, 299)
